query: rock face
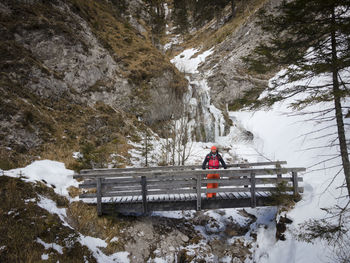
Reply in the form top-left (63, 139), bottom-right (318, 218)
top-left (113, 210), bottom-right (256, 263)
top-left (200, 0), bottom-right (283, 110)
top-left (0, 0), bottom-right (187, 167)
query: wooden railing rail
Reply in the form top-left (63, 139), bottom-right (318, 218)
top-left (74, 167), bottom-right (305, 179)
top-left (77, 161), bottom-right (287, 175)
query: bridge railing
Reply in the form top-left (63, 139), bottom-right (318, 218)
top-left (74, 161), bottom-right (305, 215)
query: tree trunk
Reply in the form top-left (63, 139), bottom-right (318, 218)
top-left (331, 7), bottom-right (350, 197)
top-left (231, 0), bottom-right (236, 18)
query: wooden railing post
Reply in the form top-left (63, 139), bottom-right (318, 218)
top-left (97, 178), bottom-right (102, 216)
top-left (250, 173), bottom-right (256, 208)
top-left (141, 176), bottom-right (148, 214)
top-left (292, 172), bottom-right (298, 196)
top-left (276, 162), bottom-right (282, 181)
top-left (196, 175), bottom-right (202, 211)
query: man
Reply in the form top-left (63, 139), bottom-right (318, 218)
top-left (202, 146), bottom-right (227, 198)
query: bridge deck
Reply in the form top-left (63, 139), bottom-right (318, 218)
top-left (101, 192), bottom-right (276, 214)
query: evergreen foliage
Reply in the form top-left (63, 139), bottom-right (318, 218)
top-left (188, 0), bottom-right (231, 28)
top-left (268, 181), bottom-right (297, 207)
top-left (172, 0), bottom-right (189, 34)
top-left (244, 0), bottom-right (350, 109)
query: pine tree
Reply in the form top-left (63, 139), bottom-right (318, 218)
top-left (244, 0), bottom-right (350, 196)
top-left (173, 0), bottom-right (189, 34)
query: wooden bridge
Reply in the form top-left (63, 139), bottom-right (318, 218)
top-left (74, 161), bottom-right (305, 216)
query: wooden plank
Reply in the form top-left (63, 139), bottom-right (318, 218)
top-left (229, 193), bottom-right (236, 199)
top-left (199, 177), bottom-right (298, 186)
top-left (147, 181), bottom-right (196, 189)
top-left (81, 177), bottom-right (199, 188)
top-left (97, 178), bottom-right (102, 216)
top-left (102, 185), bottom-right (142, 191)
top-left (256, 192), bottom-right (264, 197)
top-left (80, 177), bottom-right (208, 189)
top-left (201, 179), bottom-right (249, 185)
top-left (202, 188), bottom-right (248, 194)
top-left (141, 176), bottom-right (148, 214)
top-left (101, 178), bottom-right (141, 184)
top-left (75, 167), bottom-right (306, 179)
top-left (80, 191), bottom-right (142, 198)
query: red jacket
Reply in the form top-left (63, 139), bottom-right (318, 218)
top-left (202, 152), bottom-right (227, 169)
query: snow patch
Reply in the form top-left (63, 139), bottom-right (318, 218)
top-left (36, 238), bottom-right (63, 254)
top-left (37, 195), bottom-right (70, 228)
top-left (171, 48), bottom-right (214, 74)
top-left (79, 234), bottom-right (130, 263)
top-left (2, 160), bottom-right (78, 198)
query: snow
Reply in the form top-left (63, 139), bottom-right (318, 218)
top-left (79, 234), bottom-right (130, 263)
top-left (171, 48), bottom-right (214, 74)
top-left (151, 210), bottom-right (194, 219)
top-left (37, 195), bottom-right (70, 228)
top-left (72, 152), bottom-right (82, 159)
top-left (2, 160), bottom-right (78, 198)
top-left (110, 236), bottom-right (119, 243)
top-left (41, 254), bottom-right (49, 260)
top-left (36, 238), bottom-right (63, 254)
top-left (38, 193), bottom-right (130, 263)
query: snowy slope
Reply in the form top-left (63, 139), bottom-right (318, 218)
top-left (231, 72), bottom-right (350, 262)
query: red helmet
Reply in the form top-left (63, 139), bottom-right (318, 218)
top-left (211, 146), bottom-right (217, 151)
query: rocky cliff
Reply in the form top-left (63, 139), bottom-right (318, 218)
top-left (0, 0), bottom-right (187, 169)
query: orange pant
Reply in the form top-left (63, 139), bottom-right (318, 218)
top-left (207, 173), bottom-right (220, 198)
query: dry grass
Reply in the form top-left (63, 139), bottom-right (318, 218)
top-left (0, 176), bottom-right (96, 262)
top-left (0, 79), bottom-right (138, 170)
top-left (208, 0), bottom-right (269, 46)
top-left (69, 0), bottom-right (186, 93)
top-left (67, 201), bottom-right (128, 254)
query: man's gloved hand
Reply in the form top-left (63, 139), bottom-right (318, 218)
top-left (202, 167), bottom-right (206, 170)
top-left (224, 166), bottom-right (227, 169)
